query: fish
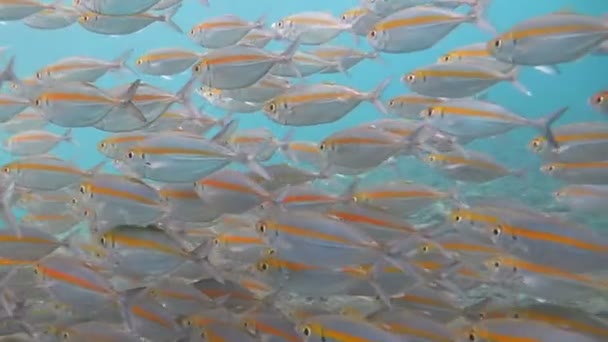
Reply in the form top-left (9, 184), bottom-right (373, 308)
top-left (368, 3), bottom-right (494, 53)
top-left (404, 61), bottom-right (532, 98)
top-left (77, 6), bottom-right (182, 35)
top-left (189, 14), bottom-right (266, 49)
top-left (192, 40), bottom-right (300, 90)
top-left (421, 98), bottom-right (567, 147)
top-left (488, 11), bottom-right (608, 66)
top-left (263, 79), bottom-right (389, 126)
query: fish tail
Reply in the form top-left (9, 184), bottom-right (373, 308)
top-left (234, 146), bottom-right (272, 181)
top-left (469, 0), bottom-right (496, 34)
top-left (276, 128), bottom-right (299, 163)
top-left (118, 79), bottom-right (147, 123)
top-left (115, 286), bottom-right (148, 335)
top-left (505, 67), bottom-right (532, 96)
top-left (176, 78), bottom-right (198, 117)
top-left (62, 128), bottom-right (78, 147)
top-left (210, 117), bottom-right (238, 144)
top-left (0, 182), bottom-right (20, 238)
top-left (0, 56), bottom-right (19, 89)
top-left (530, 106), bottom-right (569, 149)
top-left (162, 4), bottom-right (183, 34)
top-left (367, 77), bottom-right (390, 114)
top-left (187, 239), bottom-right (226, 284)
top-left (279, 38), bottom-right (302, 78)
top-left (111, 48), bottom-right (137, 75)
top-left (254, 13), bottom-right (267, 29)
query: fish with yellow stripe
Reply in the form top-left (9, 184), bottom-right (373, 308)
top-left (528, 121), bottom-right (608, 162)
top-left (404, 60), bottom-right (532, 98)
top-left (192, 39), bottom-right (300, 90)
top-left (263, 78), bottom-right (389, 126)
top-left (421, 98), bottom-right (567, 147)
top-left (488, 11), bottom-right (608, 66)
top-left (423, 149), bottom-right (524, 183)
top-left (135, 47), bottom-right (205, 77)
top-left (189, 14), bottom-right (265, 49)
top-left (368, 2), bottom-right (494, 53)
top-left (271, 11), bottom-right (356, 45)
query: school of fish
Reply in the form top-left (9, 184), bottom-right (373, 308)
top-left (0, 0), bottom-right (607, 341)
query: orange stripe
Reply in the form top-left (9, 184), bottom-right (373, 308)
top-left (502, 224), bottom-right (608, 253)
top-left (8, 162), bottom-right (83, 175)
top-left (39, 265), bottom-right (111, 294)
top-left (89, 184), bottom-right (159, 206)
top-left (140, 51), bottom-right (198, 63)
top-left (192, 20), bottom-right (248, 31)
top-left (277, 91), bottom-right (356, 105)
top-left (357, 189), bottom-right (445, 200)
top-left (375, 15), bottom-right (457, 31)
top-left (506, 24), bottom-right (607, 40)
top-left (550, 161), bottom-right (608, 169)
top-left (131, 305), bottom-right (174, 329)
top-left (131, 146), bottom-right (226, 157)
top-left (109, 233), bottom-right (179, 255)
top-left (417, 69), bottom-right (497, 79)
top-left (40, 92), bottom-right (111, 103)
top-left (203, 54), bottom-right (270, 66)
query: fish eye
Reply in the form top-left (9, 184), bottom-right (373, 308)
top-left (36, 72), bottom-right (43, 79)
top-left (266, 248), bottom-right (275, 255)
top-left (302, 326), bottom-right (312, 336)
top-left (493, 260), bottom-right (500, 268)
top-left (595, 95), bottom-right (605, 104)
top-left (492, 226), bottom-right (501, 236)
top-left (453, 215), bottom-right (463, 223)
top-left (341, 14), bottom-right (347, 21)
top-left (212, 238), bottom-right (220, 245)
top-left (267, 103), bottom-right (276, 113)
top-left (34, 99), bottom-right (41, 106)
top-left (62, 332), bottom-right (70, 340)
top-left (99, 236), bottom-right (107, 246)
top-left (546, 165), bottom-right (555, 171)
top-left (441, 55), bottom-right (451, 62)
top-left (469, 332), bottom-right (476, 341)
top-left (388, 99), bottom-right (395, 107)
top-left (427, 155), bottom-right (436, 162)
top-left (135, 59), bottom-right (143, 65)
top-left (257, 262), bottom-right (269, 271)
top-left (513, 312), bottom-right (520, 319)
top-left (193, 64), bottom-right (201, 73)
top-left (276, 20), bottom-right (284, 28)
top-left (530, 139), bottom-right (541, 148)
top-left (79, 185), bottom-right (86, 194)
top-left (3, 167), bottom-right (9, 173)
top-left (493, 39), bottom-right (502, 48)
top-left (368, 30), bottom-right (377, 39)
top-left (319, 143), bottom-right (326, 151)
top-left (256, 221), bottom-right (267, 233)
top-left (127, 151), bottom-right (135, 159)
top-left (82, 15), bottom-right (89, 21)
top-left (420, 244), bottom-right (430, 253)
top-left (406, 73), bottom-right (416, 83)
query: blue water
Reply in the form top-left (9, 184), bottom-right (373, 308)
top-left (1, 0), bottom-right (607, 213)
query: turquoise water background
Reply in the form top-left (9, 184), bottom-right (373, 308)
top-left (1, 0), bottom-right (607, 218)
